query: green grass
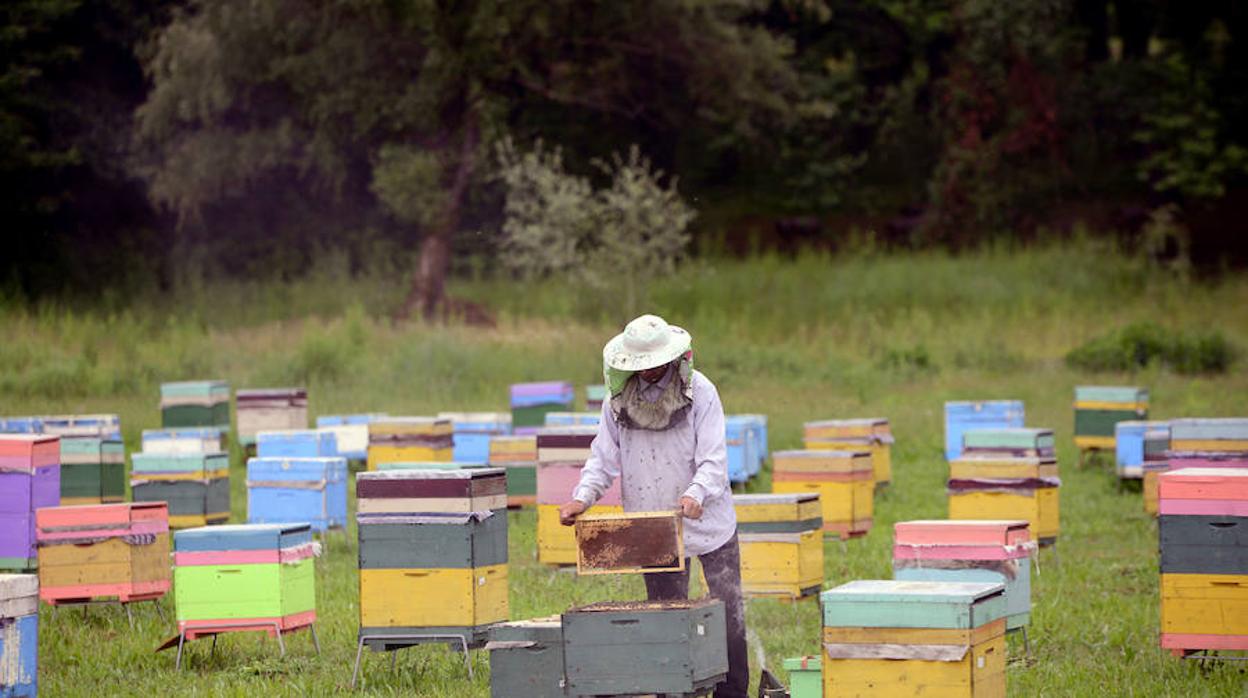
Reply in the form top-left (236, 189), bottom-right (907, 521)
top-left (4, 245), bottom-right (1248, 695)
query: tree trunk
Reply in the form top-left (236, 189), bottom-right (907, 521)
top-left (399, 117), bottom-right (480, 321)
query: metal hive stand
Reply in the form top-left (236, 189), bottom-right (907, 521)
top-left (350, 631), bottom-right (479, 689)
top-left (172, 620), bottom-right (320, 670)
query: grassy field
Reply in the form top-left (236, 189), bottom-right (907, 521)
top-left (4, 245), bottom-right (1248, 696)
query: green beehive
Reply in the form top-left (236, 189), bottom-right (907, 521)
top-left (486, 617), bottom-right (565, 698)
top-left (562, 599), bottom-right (727, 697)
top-left (782, 656), bottom-right (821, 698)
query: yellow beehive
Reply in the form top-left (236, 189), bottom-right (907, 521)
top-left (803, 418), bottom-right (892, 486)
top-left (739, 530), bottom-right (822, 599)
top-left (948, 489), bottom-right (1060, 542)
top-left (537, 504), bottom-right (624, 565)
top-left (366, 417), bottom-right (454, 470)
top-left (358, 564), bottom-right (508, 628)
top-left (822, 633), bottom-right (1006, 697)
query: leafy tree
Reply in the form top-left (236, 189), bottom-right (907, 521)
top-left (135, 0), bottom-right (799, 318)
top-left (495, 140), bottom-right (695, 316)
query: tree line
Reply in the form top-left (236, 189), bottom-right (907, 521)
top-left (3, 0), bottom-right (1246, 312)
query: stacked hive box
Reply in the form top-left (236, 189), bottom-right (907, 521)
top-left (543, 412), bottom-right (600, 427)
top-left (439, 412), bottom-right (512, 464)
top-left (1116, 421), bottom-right (1170, 480)
top-left (1158, 467), bottom-right (1248, 655)
top-left (536, 427), bottom-right (622, 565)
top-left (1150, 419), bottom-right (1248, 516)
top-left (173, 524), bottom-right (317, 637)
top-left (893, 520), bottom-right (1034, 632)
top-left (486, 616), bottom-right (565, 698)
top-left (235, 388), bottom-right (307, 448)
top-left (36, 502), bottom-right (171, 604)
top-left (804, 418), bottom-right (893, 488)
top-left (0, 435), bottom-right (60, 571)
top-left (366, 417), bottom-right (453, 470)
top-left (949, 429), bottom-right (1060, 545)
top-left (734, 493), bottom-right (823, 599)
top-left (161, 380), bottom-right (230, 431)
top-left (944, 400), bottom-right (1025, 461)
top-left (511, 381), bottom-right (574, 435)
top-left (256, 430), bottom-right (336, 458)
top-left (562, 599), bottom-right (728, 697)
top-left (0, 418), bottom-right (43, 434)
top-left (820, 580), bottom-right (1007, 697)
top-left (141, 428), bottom-right (226, 455)
top-left (131, 452), bottom-right (229, 528)
top-left (356, 468), bottom-right (508, 648)
top-left (1074, 386), bottom-right (1148, 452)
top-left (771, 449), bottom-right (873, 539)
top-left (0, 574), bottom-right (38, 696)
top-left (488, 436), bottom-right (539, 507)
top-left (585, 385), bottom-right (607, 412)
top-left (316, 414), bottom-right (385, 462)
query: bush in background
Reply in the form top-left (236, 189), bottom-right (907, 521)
top-left (1065, 321), bottom-right (1236, 374)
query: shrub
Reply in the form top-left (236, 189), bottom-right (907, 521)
top-left (1065, 322), bottom-right (1235, 374)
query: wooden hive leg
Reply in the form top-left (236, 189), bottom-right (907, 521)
top-left (175, 631), bottom-right (187, 670)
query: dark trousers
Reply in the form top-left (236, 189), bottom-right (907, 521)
top-left (643, 531), bottom-right (748, 698)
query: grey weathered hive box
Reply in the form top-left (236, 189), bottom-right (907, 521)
top-left (486, 616), bottom-right (566, 698)
top-left (562, 598), bottom-right (727, 696)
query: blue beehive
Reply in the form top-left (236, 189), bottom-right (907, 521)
top-left (543, 412), bottom-right (601, 427)
top-left (0, 574), bottom-right (38, 697)
top-left (944, 400), bottom-right (1025, 461)
top-left (725, 416), bottom-right (758, 484)
top-left (0, 418), bottom-right (43, 435)
top-left (439, 413), bottom-right (512, 463)
top-left (738, 414), bottom-right (768, 476)
top-left (246, 457), bottom-right (348, 532)
top-left (256, 430), bottom-right (338, 458)
top-left (315, 414), bottom-right (384, 461)
top-left (1115, 421), bottom-right (1170, 479)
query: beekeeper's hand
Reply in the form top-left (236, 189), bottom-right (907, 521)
top-left (679, 495), bottom-right (703, 520)
top-left (559, 500), bottom-right (588, 526)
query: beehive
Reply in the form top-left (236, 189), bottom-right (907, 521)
top-left (140, 428), bottom-right (226, 455)
top-left (1073, 386), bottom-right (1148, 451)
top-left (366, 417), bottom-right (453, 470)
top-left (235, 388), bottom-right (307, 447)
top-left (486, 617), bottom-right (565, 698)
top-left (36, 502), bottom-right (171, 603)
top-left (944, 401), bottom-right (1024, 461)
top-left (130, 452), bottom-right (229, 529)
top-left (804, 418), bottom-right (893, 487)
top-left (1158, 467), bottom-right (1248, 654)
top-left (160, 380), bottom-right (230, 430)
top-left (0, 574), bottom-right (38, 696)
top-left (821, 580), bottom-right (1007, 697)
top-left (536, 427), bottom-right (622, 564)
top-left (1115, 421), bottom-right (1169, 480)
top-left (771, 450), bottom-right (873, 539)
top-left (58, 435), bottom-right (125, 505)
top-left (489, 435), bottom-right (539, 507)
top-left (246, 457), bottom-right (348, 532)
top-left (562, 599), bottom-right (728, 697)
top-left (782, 656), bottom-right (821, 698)
top-left (893, 520), bottom-right (1034, 630)
top-left (316, 414), bottom-right (386, 461)
top-left (439, 412), bottom-right (512, 463)
top-left (0, 435), bottom-right (60, 571)
top-left (511, 381), bottom-right (575, 435)
top-left (173, 524), bottom-right (317, 633)
top-left (357, 468), bottom-right (508, 648)
top-left (734, 493), bottom-right (823, 599)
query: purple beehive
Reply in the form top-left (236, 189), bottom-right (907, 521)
top-left (0, 435), bottom-right (61, 570)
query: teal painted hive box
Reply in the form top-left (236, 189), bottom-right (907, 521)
top-left (562, 599), bottom-right (727, 697)
top-left (160, 380), bottom-right (230, 429)
top-left (962, 428), bottom-right (1055, 458)
top-left (820, 580), bottom-right (1006, 629)
top-left (486, 617), bottom-right (565, 698)
top-left (782, 655), bottom-right (820, 698)
top-left (173, 524), bottom-right (316, 632)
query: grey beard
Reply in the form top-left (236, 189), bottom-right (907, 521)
top-left (613, 373), bottom-right (692, 430)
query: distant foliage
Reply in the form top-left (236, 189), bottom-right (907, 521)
top-left (1065, 322), bottom-right (1236, 374)
top-left (496, 141), bottom-right (696, 316)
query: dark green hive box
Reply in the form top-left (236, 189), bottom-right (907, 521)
top-left (487, 618), bottom-right (566, 698)
top-left (513, 403), bottom-right (573, 429)
top-left (1159, 515), bottom-right (1248, 575)
top-left (507, 464), bottom-right (537, 497)
top-left (1076, 409), bottom-right (1145, 438)
top-left (132, 478), bottom-right (230, 516)
top-left (60, 463), bottom-right (103, 500)
top-left (358, 510), bottom-right (508, 569)
top-left (562, 599), bottom-right (727, 697)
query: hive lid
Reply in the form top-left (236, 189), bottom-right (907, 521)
top-left (821, 580), bottom-right (1005, 605)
